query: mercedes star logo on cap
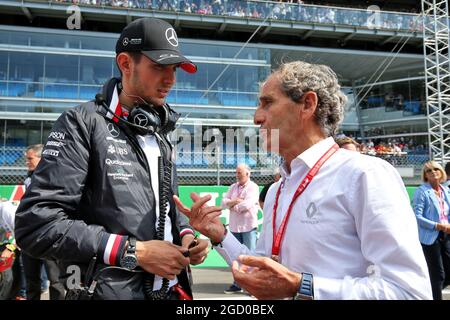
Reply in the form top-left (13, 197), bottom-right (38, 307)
top-left (165, 28), bottom-right (178, 47)
top-left (122, 37), bottom-right (129, 46)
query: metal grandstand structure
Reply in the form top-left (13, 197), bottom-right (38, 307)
top-left (422, 0), bottom-right (450, 165)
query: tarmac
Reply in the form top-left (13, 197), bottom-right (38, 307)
top-left (39, 267), bottom-right (449, 300)
top-left (191, 267), bottom-right (254, 300)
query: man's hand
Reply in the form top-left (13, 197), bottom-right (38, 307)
top-left (1, 248), bottom-right (14, 259)
top-left (437, 223), bottom-right (450, 234)
top-left (173, 193), bottom-right (225, 243)
top-left (181, 235), bottom-right (209, 265)
top-left (444, 224), bottom-right (450, 234)
top-left (135, 240), bottom-right (190, 280)
top-left (232, 255), bottom-right (301, 300)
top-left (229, 198), bottom-right (243, 208)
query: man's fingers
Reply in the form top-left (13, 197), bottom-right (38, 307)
top-left (232, 260), bottom-right (242, 275)
top-left (190, 192), bottom-right (201, 202)
top-left (238, 255), bottom-right (271, 269)
top-left (190, 194), bottom-right (212, 211)
top-left (198, 210), bottom-right (222, 226)
top-left (173, 195), bottom-right (191, 216)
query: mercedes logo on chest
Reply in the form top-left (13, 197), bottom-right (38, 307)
top-left (165, 28), bottom-right (178, 47)
top-left (107, 123), bottom-right (120, 138)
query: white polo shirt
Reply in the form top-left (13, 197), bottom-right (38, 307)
top-left (216, 137), bottom-right (432, 299)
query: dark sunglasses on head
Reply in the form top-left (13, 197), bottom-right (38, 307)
top-left (426, 168), bottom-right (440, 173)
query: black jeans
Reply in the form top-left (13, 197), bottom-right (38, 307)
top-left (7, 250), bottom-right (26, 299)
top-left (22, 254), bottom-right (65, 300)
top-left (422, 232), bottom-right (450, 300)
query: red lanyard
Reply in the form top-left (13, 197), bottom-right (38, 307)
top-left (271, 143), bottom-right (339, 261)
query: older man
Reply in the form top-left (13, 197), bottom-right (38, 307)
top-left (175, 61), bottom-right (432, 300)
top-left (221, 163), bottom-right (259, 293)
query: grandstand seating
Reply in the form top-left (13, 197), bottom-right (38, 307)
top-left (35, 86), bottom-right (100, 100)
top-left (219, 92), bottom-right (257, 107)
top-left (0, 82), bottom-right (26, 97)
top-left (0, 141), bottom-right (25, 166)
top-left (0, 151), bottom-right (22, 165)
top-left (403, 100), bottom-right (421, 114)
top-left (165, 90), bottom-right (208, 104)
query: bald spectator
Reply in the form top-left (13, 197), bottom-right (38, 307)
top-left (221, 163), bottom-right (259, 294)
top-left (336, 136), bottom-right (360, 152)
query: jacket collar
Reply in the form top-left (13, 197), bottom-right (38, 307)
top-left (99, 77), bottom-right (127, 122)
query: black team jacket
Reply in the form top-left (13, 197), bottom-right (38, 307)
top-left (15, 78), bottom-right (194, 300)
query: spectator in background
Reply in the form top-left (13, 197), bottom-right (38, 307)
top-left (444, 162), bottom-right (450, 188)
top-left (0, 198), bottom-right (26, 300)
top-left (259, 168), bottom-right (281, 209)
top-left (335, 136), bottom-right (360, 152)
top-left (221, 163), bottom-right (259, 294)
top-left (413, 161), bottom-right (450, 300)
top-left (0, 201), bottom-right (18, 300)
top-left (21, 144), bottom-right (66, 300)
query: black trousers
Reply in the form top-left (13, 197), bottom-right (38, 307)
top-left (7, 250), bottom-right (26, 299)
top-left (422, 232), bottom-right (450, 300)
top-left (22, 253), bottom-right (65, 300)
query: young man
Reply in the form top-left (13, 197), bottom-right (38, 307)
top-left (174, 61), bottom-right (432, 300)
top-left (15, 18), bottom-right (208, 300)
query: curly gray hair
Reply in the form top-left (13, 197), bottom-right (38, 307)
top-left (274, 61), bottom-right (347, 137)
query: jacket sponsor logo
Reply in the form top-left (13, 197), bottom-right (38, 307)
top-left (107, 145), bottom-right (128, 155)
top-left (46, 141), bottom-right (65, 148)
top-left (107, 123), bottom-right (120, 138)
top-left (105, 158), bottom-right (131, 166)
top-left (42, 149), bottom-right (60, 157)
top-left (106, 137), bottom-right (126, 144)
top-left (107, 172), bottom-right (134, 181)
top-left (48, 131), bottom-right (66, 140)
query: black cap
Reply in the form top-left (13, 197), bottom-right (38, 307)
top-left (116, 18), bottom-right (197, 74)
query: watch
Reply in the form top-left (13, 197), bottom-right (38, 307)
top-left (120, 237), bottom-right (138, 270)
top-left (294, 272), bottom-right (314, 300)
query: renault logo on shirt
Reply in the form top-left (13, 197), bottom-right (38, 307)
top-left (306, 202), bottom-right (318, 218)
top-left (301, 202), bottom-right (320, 224)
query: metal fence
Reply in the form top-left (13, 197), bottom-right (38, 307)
top-left (0, 146), bottom-right (430, 186)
